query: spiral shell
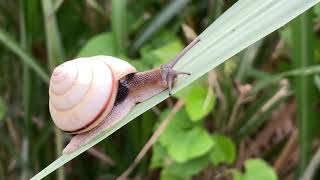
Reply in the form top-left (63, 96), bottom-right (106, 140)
top-left (49, 56), bottom-right (136, 134)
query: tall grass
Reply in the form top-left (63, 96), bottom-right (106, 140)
top-left (292, 10), bottom-right (318, 175)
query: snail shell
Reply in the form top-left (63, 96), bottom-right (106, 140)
top-left (49, 56), bottom-right (136, 134)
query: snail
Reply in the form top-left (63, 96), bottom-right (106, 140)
top-left (49, 38), bottom-right (200, 154)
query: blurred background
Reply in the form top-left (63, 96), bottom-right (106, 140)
top-left (0, 0), bottom-right (320, 179)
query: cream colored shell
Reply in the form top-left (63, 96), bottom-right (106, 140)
top-left (49, 56), bottom-right (136, 133)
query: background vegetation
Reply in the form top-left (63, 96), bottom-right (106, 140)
top-left (0, 0), bottom-right (320, 179)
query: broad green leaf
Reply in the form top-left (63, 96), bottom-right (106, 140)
top-left (140, 34), bottom-right (183, 68)
top-left (156, 109), bottom-right (213, 164)
top-left (161, 171), bottom-right (185, 180)
top-left (158, 109), bottom-right (192, 146)
top-left (149, 41), bottom-right (184, 67)
top-left (31, 0), bottom-right (320, 179)
top-left (165, 127), bottom-right (214, 163)
top-left (160, 155), bottom-right (209, 180)
top-left (150, 143), bottom-right (167, 169)
top-left (243, 159), bottom-right (278, 180)
top-left (184, 86), bottom-right (216, 122)
top-left (0, 98), bottom-right (6, 122)
top-left (77, 32), bottom-right (116, 57)
top-left (210, 134), bottom-right (236, 165)
top-left (233, 170), bottom-right (245, 180)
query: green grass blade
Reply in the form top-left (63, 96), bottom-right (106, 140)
top-left (42, 0), bottom-right (65, 179)
top-left (291, 10), bottom-right (318, 176)
top-left (250, 65), bottom-right (320, 95)
top-left (20, 0), bottom-right (31, 178)
top-left (31, 0), bottom-right (320, 179)
top-left (111, 0), bottom-right (127, 55)
top-left (0, 29), bottom-right (49, 83)
top-left (301, 146), bottom-right (320, 180)
top-left (129, 0), bottom-right (191, 55)
top-left (53, 0), bottom-right (63, 12)
top-left (42, 0), bottom-right (64, 69)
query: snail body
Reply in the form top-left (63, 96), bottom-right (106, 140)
top-left (49, 39), bottom-right (200, 154)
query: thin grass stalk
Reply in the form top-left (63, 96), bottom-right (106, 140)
top-left (19, 0), bottom-right (31, 179)
top-left (0, 29), bottom-right (49, 83)
top-left (235, 41), bottom-right (262, 83)
top-left (41, 0), bottom-right (65, 179)
top-left (111, 0), bottom-right (127, 55)
top-left (42, 0), bottom-right (64, 68)
top-left (300, 146), bottom-right (320, 180)
top-left (291, 10), bottom-right (317, 176)
top-left (250, 65), bottom-right (320, 95)
top-left (19, 0), bottom-right (30, 136)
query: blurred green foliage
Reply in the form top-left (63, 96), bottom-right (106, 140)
top-left (233, 159), bottom-right (278, 180)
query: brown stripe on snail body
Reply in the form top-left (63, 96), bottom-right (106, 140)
top-left (48, 38), bottom-right (200, 154)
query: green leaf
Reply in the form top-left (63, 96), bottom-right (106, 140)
top-left (233, 170), bottom-right (245, 180)
top-left (77, 32), bottom-right (116, 57)
top-left (31, 0), bottom-right (320, 178)
top-left (150, 143), bottom-right (167, 169)
top-left (243, 159), bottom-right (278, 180)
top-left (165, 127), bottom-right (214, 163)
top-left (158, 109), bottom-right (192, 145)
top-left (140, 35), bottom-right (183, 68)
top-left (149, 41), bottom-right (184, 67)
top-left (210, 134), bottom-right (236, 165)
top-left (0, 98), bottom-right (6, 122)
top-left (184, 85), bottom-right (216, 122)
top-left (160, 155), bottom-right (209, 180)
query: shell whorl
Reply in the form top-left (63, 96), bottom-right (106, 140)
top-left (49, 56), bottom-right (136, 134)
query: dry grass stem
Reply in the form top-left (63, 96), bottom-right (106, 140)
top-left (117, 100), bottom-right (185, 180)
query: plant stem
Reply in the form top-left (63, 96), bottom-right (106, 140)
top-left (42, 0), bottom-right (65, 179)
top-left (111, 0), bottom-right (127, 55)
top-left (0, 29), bottom-right (49, 83)
top-left (19, 0), bottom-right (31, 179)
top-left (300, 147), bottom-right (320, 180)
top-left (117, 100), bottom-right (185, 180)
top-left (291, 9), bottom-right (317, 176)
